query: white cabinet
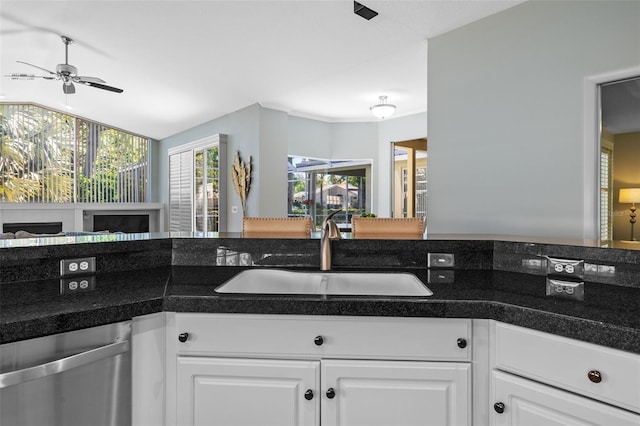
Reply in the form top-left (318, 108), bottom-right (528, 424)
top-left (492, 370), bottom-right (640, 426)
top-left (490, 322), bottom-right (640, 425)
top-left (322, 359), bottom-right (470, 426)
top-left (177, 357), bottom-right (319, 426)
top-left (176, 357), bottom-right (470, 426)
top-left (169, 314), bottom-right (472, 426)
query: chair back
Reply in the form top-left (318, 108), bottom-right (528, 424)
top-left (242, 217), bottom-right (313, 238)
top-left (351, 217), bottom-right (425, 239)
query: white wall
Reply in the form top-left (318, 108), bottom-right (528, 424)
top-left (427, 0), bottom-right (640, 238)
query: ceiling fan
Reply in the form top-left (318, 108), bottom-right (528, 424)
top-left (5, 35), bottom-right (123, 94)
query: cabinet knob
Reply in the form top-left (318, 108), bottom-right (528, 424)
top-left (588, 370), bottom-right (602, 383)
top-left (457, 338), bottom-right (468, 349)
top-left (326, 388), bottom-right (336, 399)
top-left (314, 335), bottom-right (324, 346)
top-left (304, 389), bottom-right (314, 400)
top-left (178, 332), bottom-right (190, 343)
top-left (494, 402), bottom-right (505, 414)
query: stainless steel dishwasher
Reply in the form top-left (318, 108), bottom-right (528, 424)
top-left (0, 321), bottom-right (131, 426)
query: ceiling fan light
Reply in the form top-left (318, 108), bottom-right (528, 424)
top-left (63, 81), bottom-right (75, 94)
top-left (370, 96), bottom-right (396, 119)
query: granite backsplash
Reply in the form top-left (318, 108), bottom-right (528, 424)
top-left (1, 236), bottom-right (638, 287)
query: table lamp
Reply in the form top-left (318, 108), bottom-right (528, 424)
top-left (619, 188), bottom-right (640, 241)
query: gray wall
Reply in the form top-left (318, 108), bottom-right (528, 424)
top-left (287, 114), bottom-right (428, 218)
top-left (288, 116), bottom-right (332, 159)
top-left (258, 108), bottom-right (289, 217)
top-left (159, 104), bottom-right (261, 232)
top-left (427, 0), bottom-right (640, 238)
top-left (159, 105), bottom-right (427, 232)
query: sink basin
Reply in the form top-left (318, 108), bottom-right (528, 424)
top-left (214, 269), bottom-right (432, 296)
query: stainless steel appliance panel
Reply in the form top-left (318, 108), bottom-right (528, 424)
top-left (0, 321), bottom-right (131, 426)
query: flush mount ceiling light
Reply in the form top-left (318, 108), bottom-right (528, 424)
top-left (370, 96), bottom-right (396, 119)
top-left (354, 1), bottom-right (378, 20)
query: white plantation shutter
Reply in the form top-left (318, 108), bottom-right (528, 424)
top-left (600, 147), bottom-right (612, 241)
top-left (168, 134), bottom-right (227, 233)
top-left (169, 151), bottom-right (193, 232)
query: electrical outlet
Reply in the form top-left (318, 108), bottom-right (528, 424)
top-left (59, 276), bottom-right (96, 294)
top-left (60, 257), bottom-right (96, 276)
top-left (427, 253), bottom-right (454, 268)
top-left (546, 278), bottom-right (584, 301)
top-left (546, 257), bottom-right (584, 279)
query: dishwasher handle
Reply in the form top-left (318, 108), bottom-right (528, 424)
top-left (0, 340), bottom-right (129, 389)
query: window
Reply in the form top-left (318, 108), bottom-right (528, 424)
top-left (401, 166), bottom-right (427, 218)
top-left (0, 103), bottom-right (150, 203)
top-left (168, 134), bottom-right (227, 233)
top-left (288, 156), bottom-right (370, 229)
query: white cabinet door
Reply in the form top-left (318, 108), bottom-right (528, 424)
top-left (177, 357), bottom-right (319, 426)
top-left (321, 359), bottom-right (471, 426)
top-left (492, 370), bottom-right (640, 426)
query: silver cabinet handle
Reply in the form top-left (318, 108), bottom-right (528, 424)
top-left (0, 340), bottom-right (129, 389)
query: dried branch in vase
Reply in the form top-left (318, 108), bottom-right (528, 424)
top-left (231, 151), bottom-right (252, 216)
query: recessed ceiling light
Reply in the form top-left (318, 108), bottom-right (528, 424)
top-left (354, 1), bottom-right (378, 20)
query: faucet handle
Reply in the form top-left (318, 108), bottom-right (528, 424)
top-left (322, 210), bottom-right (342, 239)
top-left (328, 220), bottom-right (342, 239)
top-left (322, 209), bottom-right (341, 227)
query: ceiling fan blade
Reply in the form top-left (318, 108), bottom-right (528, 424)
top-left (5, 73), bottom-right (56, 80)
top-left (63, 82), bottom-right (76, 94)
top-left (79, 81), bottom-right (124, 93)
top-left (74, 76), bottom-right (106, 84)
top-left (17, 61), bottom-right (57, 76)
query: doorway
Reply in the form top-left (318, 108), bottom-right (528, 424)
top-left (391, 138), bottom-right (427, 219)
top-left (599, 76), bottom-right (640, 241)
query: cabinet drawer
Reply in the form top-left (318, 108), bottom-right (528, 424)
top-left (494, 322), bottom-right (640, 413)
top-left (174, 314), bottom-right (471, 361)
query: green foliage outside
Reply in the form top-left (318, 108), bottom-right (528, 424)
top-left (0, 104), bottom-right (74, 202)
top-left (0, 104), bottom-right (149, 203)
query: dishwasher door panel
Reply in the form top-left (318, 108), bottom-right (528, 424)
top-left (0, 321), bottom-right (131, 426)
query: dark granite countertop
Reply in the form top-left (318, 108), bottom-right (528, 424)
top-left (2, 265), bottom-right (639, 354)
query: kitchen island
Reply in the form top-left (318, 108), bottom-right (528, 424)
top-left (1, 234), bottom-right (639, 353)
top-left (2, 234), bottom-right (639, 426)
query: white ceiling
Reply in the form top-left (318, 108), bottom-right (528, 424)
top-left (1, 0), bottom-right (524, 140)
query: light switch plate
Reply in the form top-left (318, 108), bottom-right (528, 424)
top-left (428, 270), bottom-right (455, 284)
top-left (427, 253), bottom-right (454, 268)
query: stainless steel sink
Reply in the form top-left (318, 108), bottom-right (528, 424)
top-left (214, 269), bottom-right (432, 296)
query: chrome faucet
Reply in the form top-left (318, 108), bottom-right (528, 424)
top-left (320, 210), bottom-right (342, 271)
